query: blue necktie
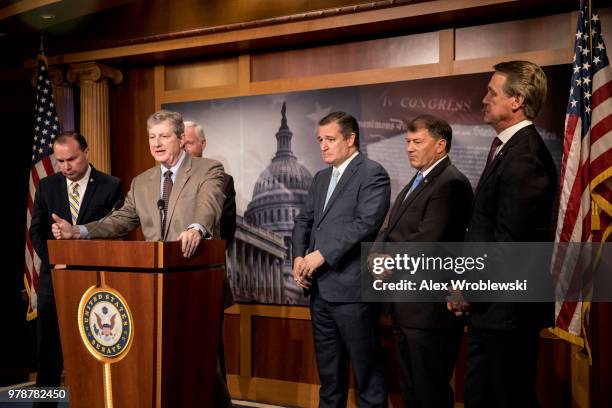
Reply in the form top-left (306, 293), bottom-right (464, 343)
top-left (323, 168), bottom-right (340, 210)
top-left (404, 172), bottom-right (423, 201)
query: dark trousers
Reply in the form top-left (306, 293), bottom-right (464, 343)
top-left (465, 328), bottom-right (541, 408)
top-left (311, 295), bottom-right (387, 408)
top-left (391, 325), bottom-right (463, 408)
top-left (36, 291), bottom-right (63, 387)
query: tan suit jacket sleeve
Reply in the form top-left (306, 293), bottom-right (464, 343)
top-left (85, 155), bottom-right (225, 241)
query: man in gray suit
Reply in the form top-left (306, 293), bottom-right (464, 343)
top-left (292, 111), bottom-right (391, 407)
top-left (51, 110), bottom-right (225, 258)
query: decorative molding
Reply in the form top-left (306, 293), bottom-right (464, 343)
top-left (69, 0), bottom-right (448, 49)
top-left (27, 0), bottom-right (516, 67)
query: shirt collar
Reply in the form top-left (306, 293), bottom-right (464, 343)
top-left (333, 150), bottom-right (359, 177)
top-left (420, 154), bottom-right (448, 178)
top-left (161, 150), bottom-right (186, 176)
top-left (497, 119), bottom-right (533, 145)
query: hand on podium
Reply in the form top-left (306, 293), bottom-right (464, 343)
top-left (51, 213), bottom-right (81, 239)
top-left (176, 228), bottom-right (203, 258)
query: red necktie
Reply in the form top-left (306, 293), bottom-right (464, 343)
top-left (484, 137), bottom-right (503, 169)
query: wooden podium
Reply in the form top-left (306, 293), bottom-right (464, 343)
top-left (48, 240), bottom-right (226, 408)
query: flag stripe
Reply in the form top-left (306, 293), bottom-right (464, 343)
top-left (555, 117), bottom-right (581, 242)
top-left (589, 112), bottom-right (612, 146)
top-left (591, 79), bottom-right (612, 111)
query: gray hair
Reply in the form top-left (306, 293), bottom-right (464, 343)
top-left (147, 110), bottom-right (184, 137)
top-left (184, 121), bottom-right (206, 141)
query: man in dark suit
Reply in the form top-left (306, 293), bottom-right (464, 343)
top-left (457, 61), bottom-right (558, 408)
top-left (30, 132), bottom-right (123, 386)
top-left (374, 115), bottom-right (472, 408)
top-left (184, 120), bottom-right (235, 408)
top-left (292, 111), bottom-right (391, 407)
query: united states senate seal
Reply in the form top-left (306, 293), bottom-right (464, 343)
top-left (78, 286), bottom-right (134, 362)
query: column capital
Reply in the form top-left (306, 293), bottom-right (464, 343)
top-left (31, 66), bottom-right (65, 87)
top-left (67, 62), bottom-right (123, 85)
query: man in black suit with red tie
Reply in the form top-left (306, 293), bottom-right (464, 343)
top-left (374, 115), bottom-right (473, 408)
top-left (30, 132), bottom-right (123, 386)
top-left (456, 61), bottom-right (558, 408)
top-left (292, 111), bottom-right (390, 407)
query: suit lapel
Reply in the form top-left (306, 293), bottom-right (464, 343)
top-left (474, 147), bottom-right (506, 193)
top-left (317, 154), bottom-right (362, 226)
top-left (56, 175), bottom-right (71, 221)
top-left (165, 155), bottom-right (192, 238)
top-left (76, 166), bottom-right (97, 224)
top-left (473, 126), bottom-right (531, 200)
top-left (315, 168), bottom-right (332, 221)
top-left (387, 175), bottom-right (416, 228)
top-left (147, 167), bottom-right (162, 239)
top-left (387, 157), bottom-right (451, 232)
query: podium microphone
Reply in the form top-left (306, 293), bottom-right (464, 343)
top-left (157, 199), bottom-right (165, 240)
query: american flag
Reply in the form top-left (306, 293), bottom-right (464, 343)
top-left (24, 54), bottom-right (60, 320)
top-left (552, 0), bottom-right (612, 348)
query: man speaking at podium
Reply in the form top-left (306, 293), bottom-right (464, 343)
top-left (51, 110), bottom-right (225, 259)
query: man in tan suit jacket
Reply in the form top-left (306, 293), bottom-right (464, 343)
top-left (52, 110), bottom-right (225, 258)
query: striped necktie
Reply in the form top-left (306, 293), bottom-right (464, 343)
top-left (69, 181), bottom-right (80, 225)
top-left (161, 170), bottom-right (173, 232)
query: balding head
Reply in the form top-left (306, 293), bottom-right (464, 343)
top-left (183, 121), bottom-right (207, 157)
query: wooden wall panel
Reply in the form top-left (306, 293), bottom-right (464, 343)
top-left (251, 32), bottom-right (439, 82)
top-left (455, 13), bottom-right (569, 61)
top-left (252, 316), bottom-right (319, 384)
top-left (165, 58), bottom-right (239, 90)
top-left (223, 313), bottom-right (241, 375)
top-left (110, 65), bottom-right (156, 189)
top-left (601, 8), bottom-right (612, 48)
top-left (110, 65), bottom-right (156, 241)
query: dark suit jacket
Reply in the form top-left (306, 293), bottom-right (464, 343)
top-left (220, 172), bottom-right (236, 309)
top-left (292, 153), bottom-right (391, 303)
top-left (376, 157), bottom-right (473, 328)
top-left (220, 173), bottom-right (237, 245)
top-left (30, 166), bottom-right (123, 296)
top-left (465, 124), bottom-right (557, 329)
